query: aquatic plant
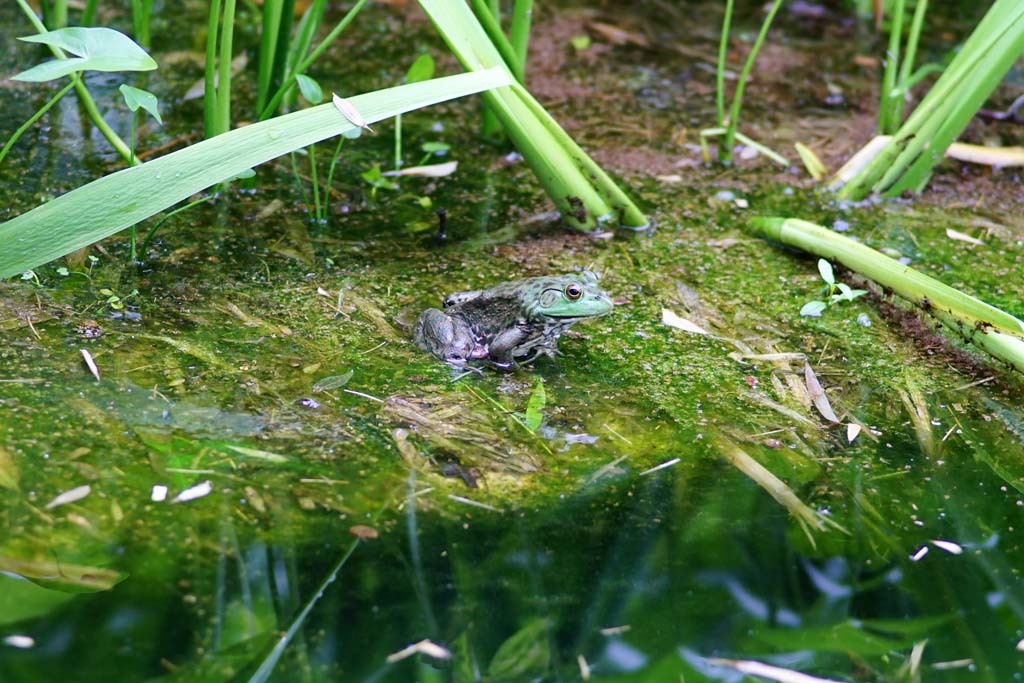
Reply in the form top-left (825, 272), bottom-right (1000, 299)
top-left (838, 0), bottom-right (1024, 199)
top-left (705, 0), bottom-right (787, 166)
top-left (2, 6), bottom-right (156, 167)
top-left (799, 259), bottom-right (868, 318)
top-left (751, 217), bottom-right (1024, 373)
top-left (418, 0), bottom-right (647, 231)
top-left (0, 69), bottom-right (511, 278)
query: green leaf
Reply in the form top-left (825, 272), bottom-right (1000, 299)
top-left (0, 574), bottom-right (75, 626)
top-left (312, 370), bottom-right (354, 392)
top-left (0, 67), bottom-right (511, 277)
top-left (295, 74), bottom-right (324, 104)
top-left (405, 53), bottom-right (436, 83)
top-left (523, 378), bottom-right (546, 431)
top-left (421, 141), bottom-right (450, 154)
top-left (13, 27), bottom-right (157, 82)
top-left (119, 84), bottom-right (163, 125)
top-left (817, 258), bottom-right (835, 285)
top-left (487, 618), bottom-right (550, 681)
top-left (800, 300), bottom-right (827, 317)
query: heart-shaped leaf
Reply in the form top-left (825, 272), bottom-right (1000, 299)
top-left (13, 27), bottom-right (157, 82)
top-left (119, 84), bottom-right (162, 125)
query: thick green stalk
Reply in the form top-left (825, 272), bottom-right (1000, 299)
top-left (508, 0), bottom-right (532, 78)
top-left (256, 0), bottom-right (285, 114)
top-left (839, 0), bottom-right (1024, 199)
top-left (259, 0), bottom-right (370, 120)
top-left (720, 0), bottom-right (783, 164)
top-left (749, 217), bottom-right (1024, 371)
top-left (82, 0), bottom-right (98, 24)
top-left (418, 0), bottom-right (647, 229)
top-left (204, 0), bottom-right (223, 137)
top-left (15, 0), bottom-right (137, 164)
top-left (715, 0), bottom-right (734, 127)
top-left (469, 0), bottom-right (523, 82)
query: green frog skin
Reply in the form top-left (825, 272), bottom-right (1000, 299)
top-left (413, 271), bottom-right (613, 370)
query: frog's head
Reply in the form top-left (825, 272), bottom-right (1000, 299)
top-left (527, 271), bottom-right (613, 320)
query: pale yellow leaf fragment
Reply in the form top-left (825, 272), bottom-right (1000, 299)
top-left (45, 484), bottom-right (91, 509)
top-left (846, 423), bottom-right (862, 443)
top-left (661, 308), bottom-right (710, 335)
top-left (385, 639), bottom-right (451, 663)
top-left (709, 658), bottom-right (845, 683)
top-left (332, 93), bottom-right (374, 133)
top-left (804, 364), bottom-right (839, 423)
top-left (382, 161), bottom-right (458, 177)
top-left (81, 349), bottom-right (100, 382)
top-left (945, 228), bottom-right (984, 246)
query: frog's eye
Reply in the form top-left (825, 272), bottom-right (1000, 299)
top-left (564, 284), bottom-right (583, 301)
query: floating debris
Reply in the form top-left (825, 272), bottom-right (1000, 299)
top-left (382, 161), bottom-right (458, 177)
top-left (805, 364), bottom-right (839, 424)
top-left (3, 635), bottom-right (34, 649)
top-left (151, 485), bottom-right (168, 502)
top-left (661, 308), bottom-right (710, 335)
top-left (945, 228), bottom-right (984, 246)
top-left (847, 423), bottom-right (862, 443)
top-left (448, 495), bottom-right (503, 513)
top-left (639, 457), bottom-right (681, 476)
top-left (172, 481), bottom-right (212, 503)
top-left (930, 539), bottom-right (964, 555)
top-left (709, 657), bottom-right (845, 683)
top-left (349, 525), bottom-right (379, 540)
top-left (385, 639), bottom-right (451, 663)
top-left (80, 349), bottom-right (100, 382)
top-left (577, 654), bottom-right (591, 681)
top-left (44, 484), bottom-right (91, 509)
top-left (599, 625), bottom-right (631, 636)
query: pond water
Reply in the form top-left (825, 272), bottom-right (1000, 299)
top-left (2, 1), bottom-right (1024, 681)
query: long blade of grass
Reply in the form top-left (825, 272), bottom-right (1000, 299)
top-left (0, 68), bottom-right (512, 277)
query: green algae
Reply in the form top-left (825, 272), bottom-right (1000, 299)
top-left (3, 1), bottom-right (1024, 681)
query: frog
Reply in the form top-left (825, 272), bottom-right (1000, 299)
top-left (412, 271), bottom-right (613, 370)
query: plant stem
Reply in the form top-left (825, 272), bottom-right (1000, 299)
top-left (259, 0), bottom-right (370, 120)
top-left (15, 0), bottom-right (138, 164)
top-left (720, 0), bottom-right (783, 164)
top-left (508, 0), bottom-right (532, 78)
top-left (216, 0), bottom-right (237, 135)
top-left (139, 196), bottom-right (213, 260)
top-left (309, 144), bottom-right (321, 220)
top-left (82, 0), bottom-right (98, 24)
top-left (878, 0), bottom-right (905, 133)
top-left (394, 113), bottom-right (402, 169)
top-left (204, 0), bottom-right (223, 137)
top-left (323, 136), bottom-right (344, 210)
top-left (715, 0), bottom-right (734, 127)
top-left (469, 0), bottom-right (523, 82)
top-left (256, 0), bottom-right (285, 115)
top-left (0, 80), bottom-right (75, 166)
top-left (892, 0), bottom-right (928, 125)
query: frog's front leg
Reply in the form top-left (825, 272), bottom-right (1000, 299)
top-left (486, 326), bottom-right (531, 370)
top-left (413, 309), bottom-right (482, 364)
